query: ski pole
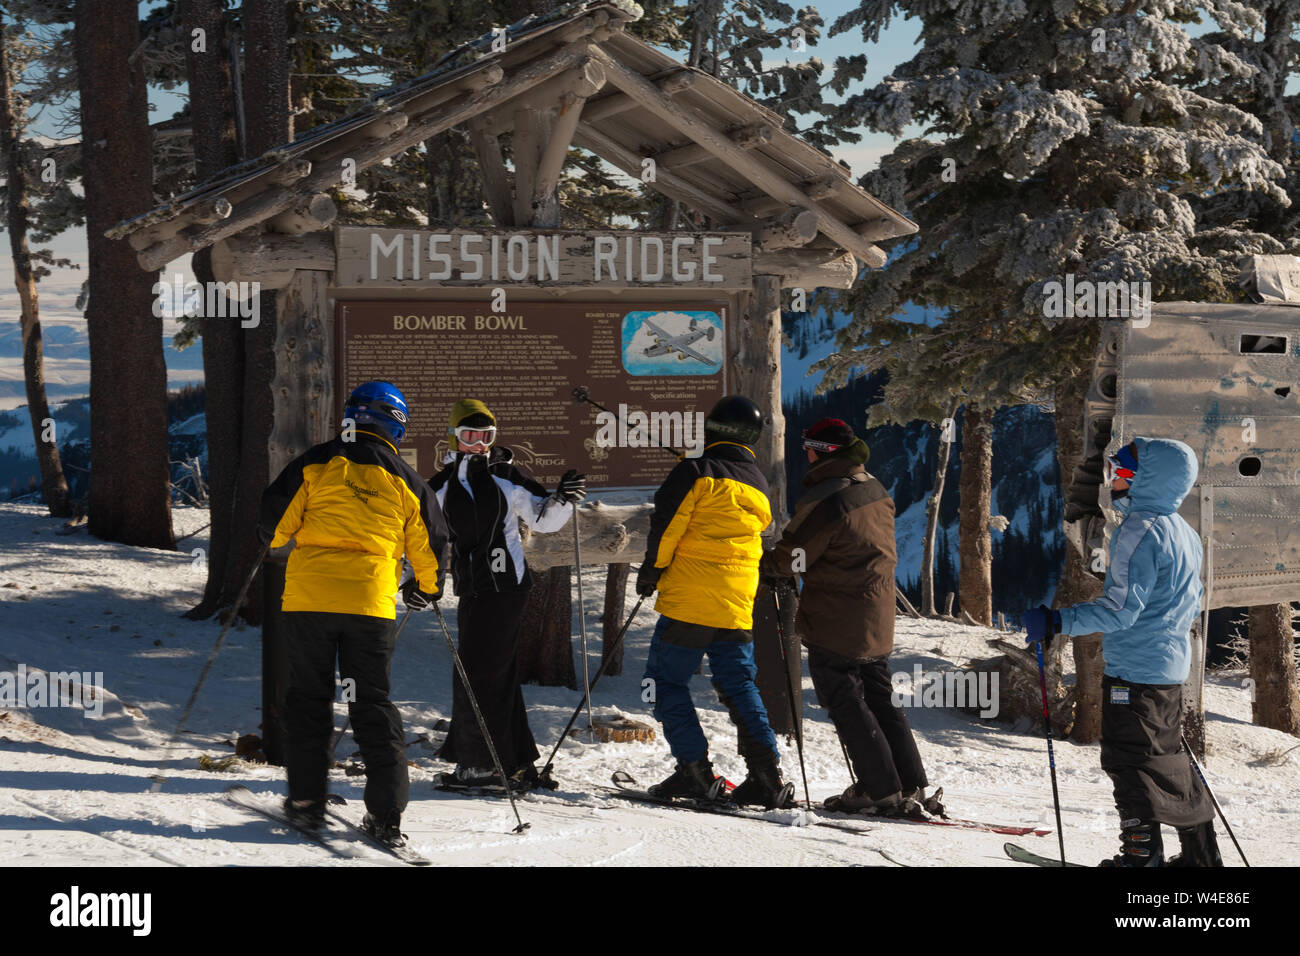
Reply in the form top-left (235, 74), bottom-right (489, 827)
top-left (1034, 638), bottom-right (1067, 866)
top-left (573, 507), bottom-right (593, 738)
top-left (572, 386), bottom-right (683, 460)
top-left (152, 541), bottom-right (269, 791)
top-left (1181, 732), bottom-right (1250, 867)
top-left (431, 603), bottom-right (529, 834)
top-left (330, 607), bottom-right (415, 760)
top-left (771, 585), bottom-right (811, 811)
top-left (838, 739), bottom-right (857, 785)
top-left (541, 593), bottom-right (648, 776)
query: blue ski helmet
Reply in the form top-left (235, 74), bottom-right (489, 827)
top-left (344, 381), bottom-right (409, 445)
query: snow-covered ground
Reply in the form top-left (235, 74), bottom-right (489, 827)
top-left (1, 501), bottom-right (1296, 867)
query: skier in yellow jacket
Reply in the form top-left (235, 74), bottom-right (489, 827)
top-left (259, 381), bottom-right (447, 847)
top-left (637, 395), bottom-right (791, 808)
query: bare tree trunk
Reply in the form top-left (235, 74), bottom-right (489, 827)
top-left (518, 567), bottom-right (577, 688)
top-left (1054, 357), bottom-right (1105, 742)
top-left (1, 27), bottom-right (70, 517)
top-left (218, 0), bottom-right (291, 624)
top-left (957, 403), bottom-right (992, 625)
top-left (74, 0), bottom-right (174, 549)
top-left (180, 0), bottom-right (243, 618)
top-left (921, 399), bottom-right (958, 617)
top-left (601, 563), bottom-right (630, 677)
top-left (1249, 603), bottom-right (1300, 736)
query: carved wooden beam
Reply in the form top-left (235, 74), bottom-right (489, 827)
top-left (133, 43), bottom-right (588, 270)
top-left (268, 158), bottom-right (312, 186)
top-left (752, 206), bottom-right (818, 251)
top-left (476, 57), bottom-right (606, 137)
top-left (654, 123), bottom-right (774, 171)
top-left (572, 123), bottom-right (746, 225)
top-left (468, 116), bottom-right (514, 226)
top-left (268, 192), bottom-right (337, 235)
top-left (751, 246), bottom-right (857, 289)
top-left (363, 112), bottom-right (410, 140)
top-left (191, 197), bottom-right (233, 226)
top-left (210, 230), bottom-right (334, 290)
top-left (586, 46), bottom-right (887, 268)
top-left (581, 69), bottom-right (694, 124)
top-left (511, 107), bottom-right (543, 228)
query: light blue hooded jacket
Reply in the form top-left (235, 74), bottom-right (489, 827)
top-left (1058, 437), bottom-right (1204, 685)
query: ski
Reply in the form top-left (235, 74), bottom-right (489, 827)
top-left (225, 785), bottom-right (361, 861)
top-left (432, 772), bottom-right (621, 809)
top-left (320, 797), bottom-right (432, 867)
top-left (817, 789), bottom-right (1052, 837)
top-left (605, 770), bottom-right (875, 838)
top-left (1004, 842), bottom-right (1086, 867)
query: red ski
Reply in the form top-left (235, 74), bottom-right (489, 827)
top-left (817, 788), bottom-right (1052, 837)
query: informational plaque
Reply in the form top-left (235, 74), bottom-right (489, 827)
top-left (337, 300), bottom-right (729, 488)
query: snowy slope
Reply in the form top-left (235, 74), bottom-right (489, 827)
top-left (1, 502), bottom-right (1295, 867)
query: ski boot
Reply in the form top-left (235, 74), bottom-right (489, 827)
top-left (730, 754), bottom-right (795, 809)
top-left (648, 759), bottom-right (723, 800)
top-left (361, 810), bottom-right (407, 849)
top-left (451, 765), bottom-right (505, 789)
top-left (1099, 819), bottom-right (1164, 867)
top-left (1167, 821), bottom-right (1223, 867)
top-left (826, 784), bottom-right (922, 817)
top-left (512, 764), bottom-right (559, 792)
top-left (903, 785), bottom-right (946, 818)
top-left (283, 798), bottom-right (326, 831)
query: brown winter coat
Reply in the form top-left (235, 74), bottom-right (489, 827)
top-left (761, 456), bottom-right (897, 660)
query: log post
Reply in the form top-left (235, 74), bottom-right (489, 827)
top-left (211, 229), bottom-right (334, 290)
top-left (732, 274), bottom-right (787, 527)
top-left (734, 271), bottom-right (794, 735)
top-left (518, 566), bottom-right (578, 688)
top-left (601, 563), bottom-right (630, 676)
top-left (268, 268), bottom-right (334, 479)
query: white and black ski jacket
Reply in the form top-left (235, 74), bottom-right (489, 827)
top-left (427, 448), bottom-right (572, 596)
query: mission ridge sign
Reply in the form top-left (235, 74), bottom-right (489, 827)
top-left (335, 226), bottom-right (752, 289)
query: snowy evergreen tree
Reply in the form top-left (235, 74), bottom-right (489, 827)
top-left (820, 0), bottom-right (1290, 736)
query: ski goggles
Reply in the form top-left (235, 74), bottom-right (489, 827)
top-left (1104, 456), bottom-right (1136, 483)
top-left (801, 429), bottom-right (844, 454)
top-left (453, 425), bottom-right (497, 447)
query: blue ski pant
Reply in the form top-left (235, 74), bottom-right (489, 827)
top-left (643, 614), bottom-right (780, 766)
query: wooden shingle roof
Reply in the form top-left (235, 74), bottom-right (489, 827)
top-left (112, 0), bottom-right (915, 272)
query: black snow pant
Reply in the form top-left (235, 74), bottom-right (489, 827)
top-left (808, 645), bottom-right (928, 801)
top-left (1100, 674), bottom-right (1213, 827)
top-left (284, 610), bottom-right (408, 816)
top-left (437, 590), bottom-right (539, 773)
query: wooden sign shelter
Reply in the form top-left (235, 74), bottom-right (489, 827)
top-left (110, 0), bottom-right (917, 732)
top-left (110, 0), bottom-right (916, 533)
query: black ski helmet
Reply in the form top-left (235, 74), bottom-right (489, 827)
top-left (704, 395), bottom-right (764, 446)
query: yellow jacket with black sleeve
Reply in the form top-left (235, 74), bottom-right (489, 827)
top-left (641, 441), bottom-right (772, 629)
top-left (258, 430), bottom-right (448, 619)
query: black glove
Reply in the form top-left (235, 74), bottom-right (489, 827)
top-left (402, 578), bottom-right (438, 610)
top-left (761, 570), bottom-right (796, 591)
top-left (757, 551), bottom-right (793, 590)
top-left (635, 564), bottom-right (660, 597)
top-left (1021, 605), bottom-right (1061, 645)
top-left (555, 469), bottom-right (587, 504)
